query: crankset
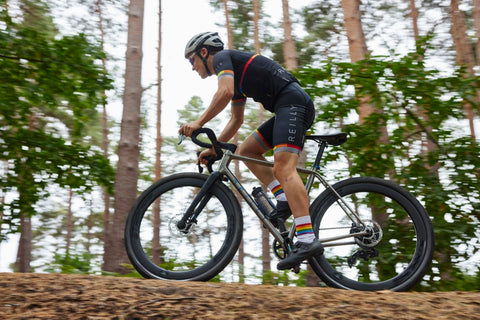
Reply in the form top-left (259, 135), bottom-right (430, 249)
top-left (272, 238), bottom-right (288, 260)
top-left (273, 237), bottom-right (301, 274)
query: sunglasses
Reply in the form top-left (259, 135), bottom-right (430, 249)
top-left (189, 52), bottom-right (196, 66)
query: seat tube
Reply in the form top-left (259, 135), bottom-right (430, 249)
top-left (305, 141), bottom-right (327, 193)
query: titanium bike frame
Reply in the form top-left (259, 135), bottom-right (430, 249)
top-left (205, 138), bottom-right (370, 252)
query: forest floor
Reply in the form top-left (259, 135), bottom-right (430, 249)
top-left (0, 272), bottom-right (479, 319)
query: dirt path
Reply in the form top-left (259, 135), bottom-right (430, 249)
top-left (0, 273), bottom-right (479, 319)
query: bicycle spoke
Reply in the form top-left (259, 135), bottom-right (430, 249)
top-left (321, 192), bottom-right (415, 281)
top-left (309, 177), bottom-right (433, 291)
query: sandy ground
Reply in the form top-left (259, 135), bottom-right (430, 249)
top-left (0, 273), bottom-right (479, 319)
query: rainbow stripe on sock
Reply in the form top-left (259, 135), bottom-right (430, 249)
top-left (296, 223), bottom-right (314, 236)
top-left (271, 185), bottom-right (284, 197)
top-left (295, 223), bottom-right (313, 236)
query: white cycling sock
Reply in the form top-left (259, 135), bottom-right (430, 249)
top-left (268, 180), bottom-right (287, 202)
top-left (295, 215), bottom-right (315, 243)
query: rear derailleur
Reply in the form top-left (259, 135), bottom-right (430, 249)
top-left (347, 246), bottom-right (379, 268)
top-left (347, 221), bottom-right (381, 267)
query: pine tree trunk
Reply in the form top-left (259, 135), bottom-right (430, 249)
top-left (0, 161), bottom-right (5, 244)
top-left (341, 0), bottom-right (373, 122)
top-left (86, 199), bottom-right (94, 254)
top-left (409, 0), bottom-right (419, 42)
top-left (222, 0), bottom-right (233, 49)
top-left (152, 0), bottom-right (163, 265)
top-left (66, 188), bottom-right (73, 255)
top-left (15, 215), bottom-right (31, 272)
top-left (253, 0), bottom-right (261, 55)
top-left (15, 114), bottom-right (37, 272)
top-left (474, 0), bottom-right (480, 65)
top-left (341, 0), bottom-right (368, 62)
top-left (103, 0), bottom-right (145, 274)
top-left (282, 0), bottom-right (297, 70)
top-left (95, 0), bottom-right (112, 258)
top-left (450, 0), bottom-right (477, 139)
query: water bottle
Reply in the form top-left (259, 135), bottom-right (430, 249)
top-left (252, 187), bottom-right (275, 217)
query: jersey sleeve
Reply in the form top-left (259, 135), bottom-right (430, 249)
top-left (213, 51), bottom-right (234, 78)
top-left (213, 51), bottom-right (246, 106)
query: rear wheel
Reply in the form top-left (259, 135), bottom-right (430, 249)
top-left (309, 177), bottom-right (434, 291)
top-left (125, 172), bottom-right (243, 281)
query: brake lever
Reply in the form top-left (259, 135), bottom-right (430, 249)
top-left (196, 151), bottom-right (204, 173)
top-left (196, 152), bottom-right (216, 174)
top-left (178, 134), bottom-right (186, 145)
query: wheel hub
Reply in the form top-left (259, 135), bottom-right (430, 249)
top-left (169, 214), bottom-right (196, 237)
top-left (352, 220), bottom-right (383, 247)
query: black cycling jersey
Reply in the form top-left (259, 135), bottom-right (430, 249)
top-left (212, 49), bottom-right (314, 155)
top-left (212, 49), bottom-right (298, 112)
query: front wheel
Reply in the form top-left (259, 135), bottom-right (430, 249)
top-left (124, 172), bottom-right (243, 281)
top-left (309, 177), bottom-right (434, 291)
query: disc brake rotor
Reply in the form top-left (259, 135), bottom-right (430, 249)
top-left (168, 214), bottom-right (196, 238)
top-left (354, 220), bottom-right (383, 247)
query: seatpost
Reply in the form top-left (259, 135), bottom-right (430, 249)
top-left (304, 140), bottom-right (328, 194)
top-left (312, 141), bottom-right (328, 171)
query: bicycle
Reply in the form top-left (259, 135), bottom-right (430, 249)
top-left (125, 127), bottom-right (434, 291)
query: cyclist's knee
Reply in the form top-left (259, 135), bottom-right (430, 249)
top-left (237, 135), bottom-right (267, 157)
top-left (237, 142), bottom-right (252, 157)
top-left (273, 165), bottom-right (295, 181)
top-left (273, 152), bottom-right (299, 181)
top-left (236, 142), bottom-right (247, 156)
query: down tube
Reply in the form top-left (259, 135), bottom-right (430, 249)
top-left (222, 167), bottom-right (286, 246)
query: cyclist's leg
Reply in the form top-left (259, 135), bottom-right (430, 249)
top-left (236, 118), bottom-right (276, 185)
top-left (238, 123), bottom-right (291, 223)
top-left (271, 84), bottom-right (324, 269)
top-left (270, 103), bottom-right (312, 222)
top-left (272, 151), bottom-right (308, 219)
top-left (269, 83), bottom-right (315, 222)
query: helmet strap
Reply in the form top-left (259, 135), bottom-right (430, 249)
top-left (199, 49), bottom-right (212, 76)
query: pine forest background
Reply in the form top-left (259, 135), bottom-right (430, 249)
top-left (0, 0), bottom-right (479, 291)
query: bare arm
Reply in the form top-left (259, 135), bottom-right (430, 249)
top-left (179, 76), bottom-right (234, 137)
top-left (217, 103), bottom-right (245, 143)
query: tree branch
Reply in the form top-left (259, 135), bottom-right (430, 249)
top-left (0, 53), bottom-right (44, 63)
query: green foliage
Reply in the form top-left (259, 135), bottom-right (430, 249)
top-left (295, 39), bottom-right (480, 291)
top-left (45, 252), bottom-right (94, 274)
top-left (210, 0), bottom-right (256, 52)
top-left (0, 9), bottom-right (114, 240)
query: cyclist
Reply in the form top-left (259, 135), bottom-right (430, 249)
top-left (179, 32), bottom-right (323, 270)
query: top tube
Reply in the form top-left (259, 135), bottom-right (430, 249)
top-left (188, 128), bottom-right (347, 151)
top-left (185, 128), bottom-right (347, 174)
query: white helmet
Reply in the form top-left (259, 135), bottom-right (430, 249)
top-left (184, 32), bottom-right (224, 59)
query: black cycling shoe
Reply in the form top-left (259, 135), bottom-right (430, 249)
top-left (277, 239), bottom-right (324, 270)
top-left (269, 201), bottom-right (292, 227)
